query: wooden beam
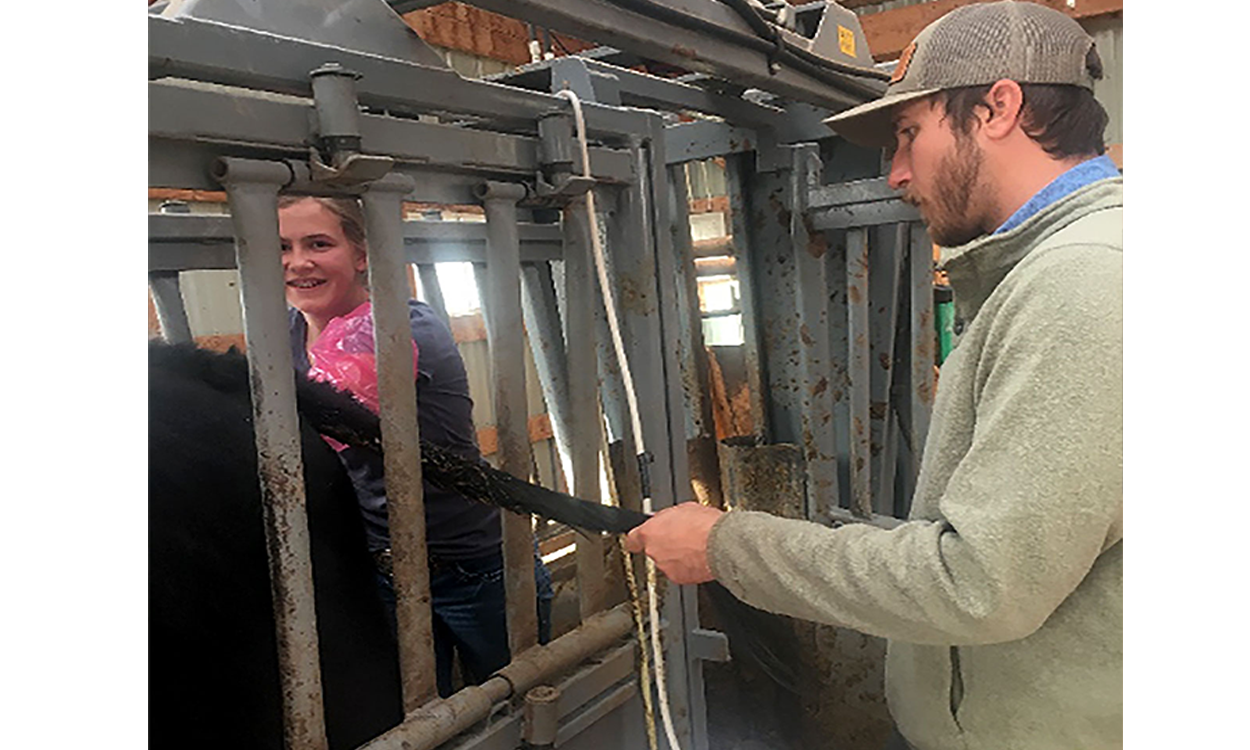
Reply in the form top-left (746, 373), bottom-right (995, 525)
top-left (148, 187), bottom-right (228, 204)
top-left (689, 196), bottom-right (731, 215)
top-left (861, 0), bottom-right (1122, 62)
top-left (401, 2), bottom-right (594, 66)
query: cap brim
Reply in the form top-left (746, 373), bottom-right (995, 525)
top-left (823, 88), bottom-right (939, 149)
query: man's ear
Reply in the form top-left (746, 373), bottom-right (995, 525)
top-left (980, 79), bottom-right (1024, 141)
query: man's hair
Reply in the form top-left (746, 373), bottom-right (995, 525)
top-left (277, 195), bottom-right (368, 251)
top-left (937, 82), bottom-right (1109, 159)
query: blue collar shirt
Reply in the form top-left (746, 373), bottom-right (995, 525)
top-left (994, 154), bottom-right (1121, 235)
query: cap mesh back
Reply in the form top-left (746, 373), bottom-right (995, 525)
top-left (902, 1), bottom-right (1095, 93)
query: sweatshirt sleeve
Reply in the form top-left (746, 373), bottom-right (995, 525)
top-left (707, 245), bottom-right (1122, 646)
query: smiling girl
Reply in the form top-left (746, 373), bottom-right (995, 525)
top-left (278, 195), bottom-right (552, 697)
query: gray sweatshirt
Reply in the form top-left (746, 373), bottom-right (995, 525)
top-left (708, 179), bottom-right (1123, 750)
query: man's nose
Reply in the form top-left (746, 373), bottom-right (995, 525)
top-left (887, 156), bottom-right (911, 191)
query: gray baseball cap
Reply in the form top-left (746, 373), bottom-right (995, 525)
top-left (824, 1), bottom-right (1101, 148)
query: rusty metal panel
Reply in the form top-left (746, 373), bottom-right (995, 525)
top-left (903, 221), bottom-right (936, 517)
top-left (867, 223), bottom-right (905, 515)
top-left (723, 153), bottom-right (768, 437)
top-left (741, 157), bottom-right (805, 448)
top-left (789, 146), bottom-right (841, 518)
top-left (845, 227), bottom-right (873, 518)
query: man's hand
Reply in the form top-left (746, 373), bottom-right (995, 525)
top-left (623, 502), bottom-right (724, 585)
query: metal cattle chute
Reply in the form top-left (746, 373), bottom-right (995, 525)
top-left (148, 1), bottom-right (935, 748)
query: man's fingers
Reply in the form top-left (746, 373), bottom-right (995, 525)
top-left (623, 528), bottom-right (644, 554)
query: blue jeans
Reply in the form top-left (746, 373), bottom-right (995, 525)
top-left (376, 551), bottom-right (554, 697)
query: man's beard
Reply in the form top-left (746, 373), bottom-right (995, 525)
top-left (909, 132), bottom-right (987, 248)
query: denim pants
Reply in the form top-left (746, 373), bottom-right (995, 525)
top-left (376, 550), bottom-right (554, 697)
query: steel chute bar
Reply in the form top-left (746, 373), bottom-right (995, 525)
top-left (149, 14), bottom-right (653, 140)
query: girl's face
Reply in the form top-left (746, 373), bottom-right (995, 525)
top-left (278, 199), bottom-right (369, 324)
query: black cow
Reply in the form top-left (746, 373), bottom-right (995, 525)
top-left (149, 342), bottom-right (401, 749)
top-left (149, 342), bottom-right (801, 749)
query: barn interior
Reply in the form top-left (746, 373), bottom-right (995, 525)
top-left (146, 2), bottom-right (1124, 749)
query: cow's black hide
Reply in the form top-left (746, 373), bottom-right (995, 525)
top-left (149, 342), bottom-right (401, 749)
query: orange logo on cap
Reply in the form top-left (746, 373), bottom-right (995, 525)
top-left (891, 42), bottom-right (916, 84)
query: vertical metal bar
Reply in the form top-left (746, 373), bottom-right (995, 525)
top-left (643, 127), bottom-right (703, 750)
top-left (791, 146), bottom-right (840, 519)
top-left (905, 222), bottom-right (936, 517)
top-left (846, 227), bottom-right (872, 518)
top-left (415, 263), bottom-right (450, 326)
top-left (561, 194), bottom-right (608, 619)
top-left (825, 232), bottom-right (852, 512)
top-left (869, 224), bottom-right (905, 515)
top-left (148, 272), bottom-right (194, 344)
top-left (478, 181), bottom-right (540, 656)
top-left (723, 153), bottom-right (767, 437)
top-left (150, 196), bottom-right (195, 343)
top-left (742, 160), bottom-right (801, 448)
top-left (594, 194), bottom-right (630, 448)
top-left (520, 261), bottom-right (574, 481)
top-left (667, 162), bottom-right (724, 509)
top-left (606, 136), bottom-right (694, 748)
top-left (361, 175), bottom-right (439, 710)
top-left (214, 157), bottom-right (328, 750)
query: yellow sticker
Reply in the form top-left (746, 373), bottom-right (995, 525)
top-left (838, 25), bottom-right (856, 58)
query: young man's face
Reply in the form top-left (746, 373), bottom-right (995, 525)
top-left (887, 96), bottom-right (989, 247)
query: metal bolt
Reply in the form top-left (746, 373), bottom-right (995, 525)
top-left (523, 684), bottom-right (561, 747)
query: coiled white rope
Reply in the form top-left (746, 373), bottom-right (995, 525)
top-left (556, 88), bottom-right (683, 750)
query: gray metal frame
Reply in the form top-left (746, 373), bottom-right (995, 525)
top-left (149, 2), bottom-right (936, 748)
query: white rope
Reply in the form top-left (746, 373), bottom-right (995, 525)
top-left (557, 88), bottom-right (684, 750)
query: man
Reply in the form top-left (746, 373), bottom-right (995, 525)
top-left (624, 3), bottom-right (1122, 749)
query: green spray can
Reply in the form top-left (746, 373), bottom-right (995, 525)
top-left (934, 285), bottom-right (954, 365)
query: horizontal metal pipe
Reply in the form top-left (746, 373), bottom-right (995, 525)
top-left (148, 214), bottom-right (566, 272)
top-left (211, 156), bottom-right (293, 187)
top-left (360, 604), bottom-right (634, 750)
